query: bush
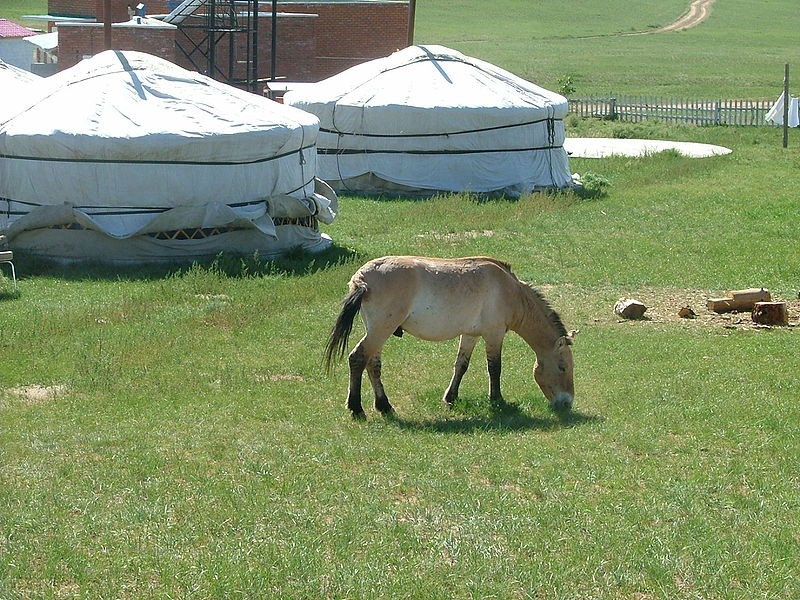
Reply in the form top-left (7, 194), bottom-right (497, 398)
top-left (575, 171), bottom-right (610, 199)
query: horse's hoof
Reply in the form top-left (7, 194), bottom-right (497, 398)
top-left (489, 396), bottom-right (506, 409)
top-left (351, 410), bottom-right (367, 420)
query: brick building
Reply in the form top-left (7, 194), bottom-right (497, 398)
top-left (49, 0), bottom-right (411, 86)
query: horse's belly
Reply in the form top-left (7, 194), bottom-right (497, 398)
top-left (402, 304), bottom-right (483, 341)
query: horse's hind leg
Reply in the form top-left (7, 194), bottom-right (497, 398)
top-left (484, 335), bottom-right (505, 406)
top-left (443, 335), bottom-right (478, 407)
top-left (443, 335), bottom-right (478, 408)
top-left (347, 342), bottom-right (368, 419)
top-left (350, 333), bottom-right (394, 416)
top-left (366, 354), bottom-right (393, 414)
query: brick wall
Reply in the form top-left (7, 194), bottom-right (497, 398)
top-left (50, 0), bottom-right (171, 20)
top-left (174, 14), bottom-right (318, 83)
top-left (95, 0), bottom-right (137, 24)
top-left (53, 1), bottom-right (410, 83)
top-left (50, 0), bottom-right (96, 18)
top-left (177, 2), bottom-right (410, 82)
top-left (58, 21), bottom-right (176, 69)
top-left (282, 2), bottom-right (410, 80)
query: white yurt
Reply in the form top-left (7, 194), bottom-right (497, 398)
top-left (0, 50), bottom-right (336, 263)
top-left (283, 45), bottom-right (575, 197)
top-left (0, 58), bottom-right (41, 90)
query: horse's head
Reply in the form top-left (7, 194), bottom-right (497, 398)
top-left (534, 331), bottom-right (575, 410)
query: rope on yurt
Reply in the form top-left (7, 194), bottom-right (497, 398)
top-left (330, 99), bottom-right (357, 195)
top-left (318, 116), bottom-right (557, 139)
top-left (298, 124), bottom-right (309, 199)
top-left (546, 105), bottom-right (557, 186)
top-left (0, 145), bottom-right (316, 166)
top-left (1, 197), bottom-right (37, 218)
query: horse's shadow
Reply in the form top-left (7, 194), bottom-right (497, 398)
top-left (383, 398), bottom-right (602, 434)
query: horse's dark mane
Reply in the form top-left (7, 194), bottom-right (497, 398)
top-left (468, 257), bottom-right (567, 338)
top-left (522, 283), bottom-right (569, 338)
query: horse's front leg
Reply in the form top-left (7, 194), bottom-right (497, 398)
top-left (443, 335), bottom-right (478, 407)
top-left (366, 354), bottom-right (393, 414)
top-left (347, 342), bottom-right (368, 419)
top-left (485, 337), bottom-right (505, 406)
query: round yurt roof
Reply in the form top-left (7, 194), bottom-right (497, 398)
top-left (0, 59), bottom-right (40, 98)
top-left (284, 45), bottom-right (574, 196)
top-left (1, 51), bottom-right (336, 262)
top-left (285, 44), bottom-right (568, 134)
top-left (2, 50), bottom-right (318, 163)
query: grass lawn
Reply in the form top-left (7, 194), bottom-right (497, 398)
top-left (413, 0), bottom-right (800, 98)
top-left (2, 0), bottom-right (800, 597)
top-left (1, 121), bottom-right (799, 598)
top-left (0, 0), bottom-right (47, 30)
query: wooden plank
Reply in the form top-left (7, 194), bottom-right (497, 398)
top-left (707, 288), bottom-right (771, 313)
top-left (728, 288), bottom-right (771, 304)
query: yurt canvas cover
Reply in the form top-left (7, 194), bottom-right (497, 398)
top-left (284, 45), bottom-right (574, 197)
top-left (0, 50), bottom-right (336, 262)
top-left (0, 58), bottom-right (40, 89)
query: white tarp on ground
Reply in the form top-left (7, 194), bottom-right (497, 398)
top-left (284, 45), bottom-right (574, 197)
top-left (564, 138), bottom-right (732, 158)
top-left (765, 92), bottom-right (800, 127)
top-left (0, 50), bottom-right (337, 262)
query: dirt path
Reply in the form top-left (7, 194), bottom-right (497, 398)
top-left (657, 0), bottom-right (716, 32)
top-left (575, 0), bottom-right (717, 39)
top-left (626, 0), bottom-right (716, 36)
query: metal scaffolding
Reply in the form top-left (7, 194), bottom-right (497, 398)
top-left (168, 0), bottom-right (261, 92)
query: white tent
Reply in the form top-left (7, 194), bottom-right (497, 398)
top-left (284, 45), bottom-right (575, 197)
top-left (0, 50), bottom-right (337, 262)
top-left (0, 58), bottom-right (41, 88)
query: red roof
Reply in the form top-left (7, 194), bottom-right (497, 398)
top-left (0, 19), bottom-right (36, 38)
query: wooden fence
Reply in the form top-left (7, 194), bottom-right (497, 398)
top-left (568, 96), bottom-right (775, 126)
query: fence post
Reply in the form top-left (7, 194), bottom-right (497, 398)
top-left (783, 64), bottom-right (790, 148)
top-left (610, 97), bottom-right (617, 120)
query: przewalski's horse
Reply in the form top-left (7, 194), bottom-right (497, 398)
top-left (324, 256), bottom-right (575, 419)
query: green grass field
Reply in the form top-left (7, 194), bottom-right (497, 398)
top-left (416, 0), bottom-right (800, 99)
top-left (2, 121), bottom-right (799, 599)
top-left (2, 1), bottom-right (800, 598)
top-left (0, 0), bottom-right (45, 29)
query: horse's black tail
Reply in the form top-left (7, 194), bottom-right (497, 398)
top-left (324, 284), bottom-right (367, 374)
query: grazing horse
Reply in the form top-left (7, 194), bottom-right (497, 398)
top-left (324, 256), bottom-right (575, 419)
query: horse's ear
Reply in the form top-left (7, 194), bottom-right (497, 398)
top-left (557, 330), bottom-right (577, 348)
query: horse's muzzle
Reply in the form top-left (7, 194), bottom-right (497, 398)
top-left (550, 391), bottom-right (573, 410)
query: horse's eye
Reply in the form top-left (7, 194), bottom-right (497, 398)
top-left (558, 363), bottom-right (567, 373)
